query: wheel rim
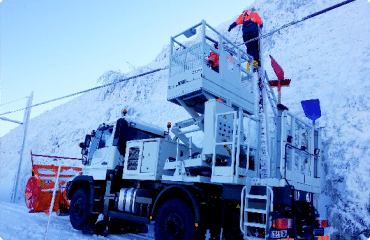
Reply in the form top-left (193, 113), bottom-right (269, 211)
top-left (163, 212), bottom-right (184, 240)
top-left (72, 197), bottom-right (85, 219)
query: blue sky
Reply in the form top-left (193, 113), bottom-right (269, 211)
top-left (0, 0), bottom-right (254, 137)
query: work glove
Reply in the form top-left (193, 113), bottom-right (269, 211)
top-left (228, 22), bottom-right (237, 32)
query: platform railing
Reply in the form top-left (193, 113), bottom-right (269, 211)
top-left (211, 111), bottom-right (260, 183)
top-left (279, 111), bottom-right (321, 189)
top-left (169, 20), bottom-right (254, 93)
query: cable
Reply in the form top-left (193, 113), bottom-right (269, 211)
top-left (0, 96), bottom-right (28, 106)
top-left (234, 25), bottom-right (241, 44)
top-left (235, 0), bottom-right (356, 47)
top-left (0, 66), bottom-right (168, 116)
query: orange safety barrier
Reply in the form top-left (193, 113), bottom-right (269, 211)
top-left (25, 151), bottom-right (82, 214)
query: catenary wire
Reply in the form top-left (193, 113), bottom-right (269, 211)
top-left (0, 66), bottom-right (168, 116)
top-left (0, 96), bottom-right (28, 107)
top-left (236, 0), bottom-right (356, 47)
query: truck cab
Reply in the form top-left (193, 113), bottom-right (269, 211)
top-left (79, 117), bottom-right (167, 180)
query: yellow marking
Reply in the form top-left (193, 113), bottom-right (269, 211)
top-left (224, 145), bottom-right (232, 156)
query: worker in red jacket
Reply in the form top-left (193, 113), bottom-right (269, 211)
top-left (207, 43), bottom-right (219, 73)
top-left (228, 9), bottom-right (263, 69)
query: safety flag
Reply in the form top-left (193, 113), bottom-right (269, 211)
top-left (269, 55), bottom-right (284, 81)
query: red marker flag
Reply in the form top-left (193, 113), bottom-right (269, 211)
top-left (270, 55), bottom-right (284, 81)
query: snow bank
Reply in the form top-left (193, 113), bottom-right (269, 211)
top-left (0, 201), bottom-right (153, 240)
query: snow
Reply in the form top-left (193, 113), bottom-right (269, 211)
top-left (1, 0), bottom-right (370, 239)
top-left (0, 201), bottom-right (154, 240)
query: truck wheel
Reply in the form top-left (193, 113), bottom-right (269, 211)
top-left (69, 188), bottom-right (97, 230)
top-left (155, 198), bottom-right (201, 240)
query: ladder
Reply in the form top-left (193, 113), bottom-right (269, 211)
top-left (258, 69), bottom-right (275, 178)
top-left (262, 70), bottom-right (278, 120)
top-left (258, 69), bottom-right (278, 178)
top-left (240, 185), bottom-right (273, 240)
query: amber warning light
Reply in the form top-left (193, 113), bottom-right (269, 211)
top-left (165, 122), bottom-right (172, 135)
top-left (122, 109), bottom-right (128, 116)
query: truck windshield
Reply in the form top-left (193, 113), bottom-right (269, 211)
top-left (98, 128), bottom-right (113, 148)
top-left (84, 125), bottom-right (113, 165)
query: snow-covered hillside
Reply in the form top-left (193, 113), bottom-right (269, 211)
top-left (1, 0), bottom-right (370, 239)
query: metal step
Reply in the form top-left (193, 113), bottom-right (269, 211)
top-left (244, 222), bottom-right (266, 229)
top-left (245, 208), bottom-right (267, 214)
top-left (245, 237), bottom-right (265, 240)
top-left (215, 142), bottom-right (234, 146)
top-left (246, 194), bottom-right (267, 200)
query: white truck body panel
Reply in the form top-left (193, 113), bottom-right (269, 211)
top-left (123, 138), bottom-right (188, 181)
top-left (203, 99), bottom-right (234, 155)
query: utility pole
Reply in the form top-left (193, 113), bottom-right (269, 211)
top-left (11, 91), bottom-right (33, 203)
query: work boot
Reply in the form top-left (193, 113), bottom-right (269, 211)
top-left (252, 60), bottom-right (259, 72)
top-left (247, 61), bottom-right (252, 72)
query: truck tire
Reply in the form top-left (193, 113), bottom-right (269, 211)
top-left (155, 198), bottom-right (202, 240)
top-left (69, 188), bottom-right (97, 230)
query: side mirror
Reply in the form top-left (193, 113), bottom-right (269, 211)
top-left (82, 155), bottom-right (88, 165)
top-left (84, 135), bottom-right (92, 148)
top-left (81, 148), bottom-right (88, 155)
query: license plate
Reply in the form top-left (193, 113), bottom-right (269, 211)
top-left (314, 228), bottom-right (325, 236)
top-left (270, 230), bottom-right (288, 239)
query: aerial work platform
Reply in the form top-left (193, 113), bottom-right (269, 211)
top-left (165, 20), bottom-right (322, 194)
top-left (168, 20), bottom-right (255, 115)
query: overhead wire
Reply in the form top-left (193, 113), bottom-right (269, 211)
top-left (0, 96), bottom-right (28, 107)
top-left (0, 66), bottom-right (168, 116)
top-left (236, 0), bottom-right (357, 47)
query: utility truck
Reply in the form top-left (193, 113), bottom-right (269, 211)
top-left (66, 21), bottom-right (328, 240)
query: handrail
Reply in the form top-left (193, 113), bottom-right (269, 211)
top-left (31, 152), bottom-right (82, 160)
top-left (284, 110), bottom-right (313, 129)
top-left (267, 186), bottom-right (274, 212)
top-left (240, 185), bottom-right (246, 233)
top-left (279, 110), bottom-right (321, 183)
top-left (172, 20), bottom-right (249, 60)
